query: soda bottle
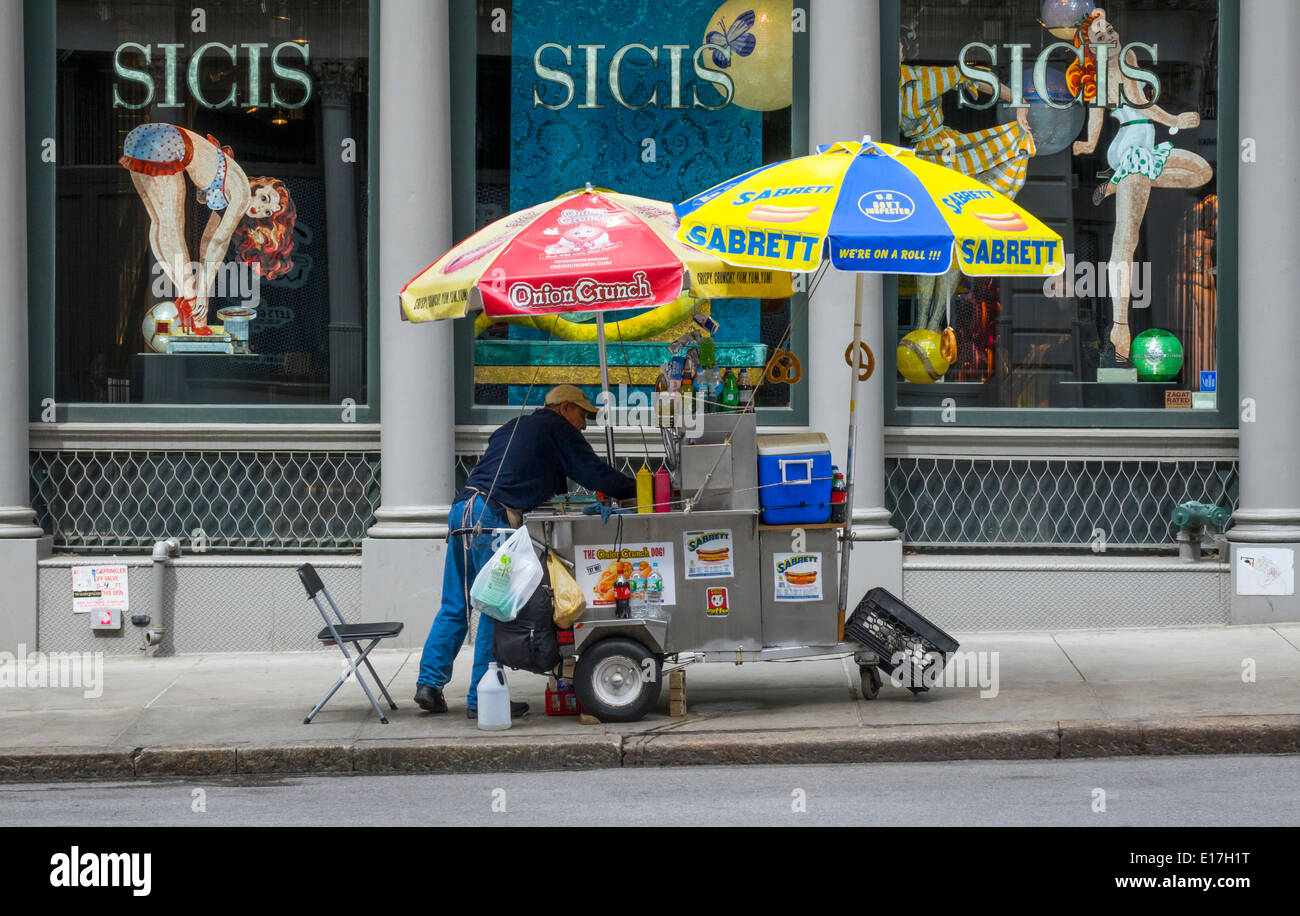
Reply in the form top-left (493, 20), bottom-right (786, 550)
top-left (614, 565), bottom-right (632, 619)
top-left (830, 465), bottom-right (847, 523)
top-left (721, 368), bottom-right (739, 412)
top-left (637, 561), bottom-right (655, 618)
top-left (697, 338), bottom-right (718, 413)
top-left (738, 367), bottom-right (753, 411)
top-left (645, 563), bottom-right (665, 619)
top-left (654, 375), bottom-right (670, 428)
top-left (680, 374), bottom-right (695, 421)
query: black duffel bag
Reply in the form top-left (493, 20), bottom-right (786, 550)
top-left (492, 548), bottom-right (560, 675)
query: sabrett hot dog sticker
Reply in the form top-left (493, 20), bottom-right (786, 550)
top-left (773, 552), bottom-right (822, 602)
top-left (683, 529), bottom-right (734, 579)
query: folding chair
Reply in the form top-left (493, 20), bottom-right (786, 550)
top-left (297, 563), bottom-right (403, 725)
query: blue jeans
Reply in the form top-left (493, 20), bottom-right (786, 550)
top-left (417, 496), bottom-right (505, 709)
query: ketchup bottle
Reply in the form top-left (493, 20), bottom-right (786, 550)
top-left (653, 466), bottom-right (671, 513)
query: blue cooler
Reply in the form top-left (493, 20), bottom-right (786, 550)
top-left (757, 433), bottom-right (832, 524)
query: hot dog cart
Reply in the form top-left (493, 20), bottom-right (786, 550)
top-left (399, 159), bottom-right (1063, 723)
top-left (526, 410), bottom-right (957, 722)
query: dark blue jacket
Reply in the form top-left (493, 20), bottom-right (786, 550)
top-left (458, 408), bottom-right (636, 511)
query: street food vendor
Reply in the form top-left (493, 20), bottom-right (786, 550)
top-left (415, 384), bottom-right (637, 719)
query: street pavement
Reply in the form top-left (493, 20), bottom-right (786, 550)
top-left (0, 624), bottom-right (1297, 779)
top-left (2, 755), bottom-right (1296, 826)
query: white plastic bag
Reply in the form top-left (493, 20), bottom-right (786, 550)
top-left (470, 527), bottom-right (543, 622)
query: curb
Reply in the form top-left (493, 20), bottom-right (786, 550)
top-left (1, 716), bottom-right (1296, 781)
top-left (1060, 715), bottom-right (1300, 758)
top-left (623, 722), bottom-right (1061, 766)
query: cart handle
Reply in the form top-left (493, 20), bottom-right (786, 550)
top-left (446, 526), bottom-right (573, 567)
top-left (448, 526), bottom-right (516, 538)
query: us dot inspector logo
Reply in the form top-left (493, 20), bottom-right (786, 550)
top-left (858, 190), bottom-right (914, 222)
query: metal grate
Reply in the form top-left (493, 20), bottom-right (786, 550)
top-left (886, 457), bottom-right (1239, 548)
top-left (34, 448), bottom-right (1233, 553)
top-left (31, 450), bottom-right (380, 553)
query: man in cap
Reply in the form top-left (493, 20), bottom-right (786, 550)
top-left (415, 384), bottom-right (637, 718)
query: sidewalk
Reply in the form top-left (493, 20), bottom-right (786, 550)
top-left (2, 624), bottom-right (1298, 780)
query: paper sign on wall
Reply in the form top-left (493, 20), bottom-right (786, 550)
top-left (72, 565), bottom-right (130, 614)
top-left (1235, 547), bottom-right (1295, 596)
top-left (574, 542), bottom-right (676, 607)
top-left (773, 552), bottom-right (822, 602)
top-left (683, 529), bottom-right (734, 579)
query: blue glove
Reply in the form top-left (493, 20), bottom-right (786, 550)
top-left (581, 501), bottom-right (624, 522)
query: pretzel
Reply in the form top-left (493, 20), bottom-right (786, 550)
top-left (843, 342), bottom-right (875, 381)
top-left (940, 327), bottom-right (957, 365)
top-left (764, 348), bottom-right (803, 385)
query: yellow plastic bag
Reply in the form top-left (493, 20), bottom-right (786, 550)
top-left (548, 550), bottom-right (586, 628)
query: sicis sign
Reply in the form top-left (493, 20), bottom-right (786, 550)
top-left (957, 41), bottom-right (1160, 111)
top-left (113, 41), bottom-right (313, 110)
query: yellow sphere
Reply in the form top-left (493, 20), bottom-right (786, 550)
top-left (700, 0), bottom-right (793, 112)
top-left (897, 329), bottom-right (950, 383)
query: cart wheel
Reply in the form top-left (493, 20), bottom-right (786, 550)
top-left (574, 637), bottom-right (662, 723)
top-left (860, 665), bottom-right (882, 700)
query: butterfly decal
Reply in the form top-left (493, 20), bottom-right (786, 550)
top-left (705, 10), bottom-right (757, 69)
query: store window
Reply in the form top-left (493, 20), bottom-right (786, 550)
top-left (887, 0), bottom-right (1229, 424)
top-left (464, 0), bottom-right (805, 420)
top-left (53, 0), bottom-right (371, 406)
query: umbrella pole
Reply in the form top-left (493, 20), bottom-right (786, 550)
top-left (595, 313), bottom-right (616, 464)
top-left (838, 273), bottom-right (866, 641)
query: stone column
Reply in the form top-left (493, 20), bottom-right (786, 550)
top-left (361, 0), bottom-right (457, 643)
top-left (0, 0), bottom-right (50, 652)
top-left (1228, 0), bottom-right (1300, 622)
top-left (316, 61), bottom-right (366, 404)
top-left (808, 0), bottom-right (902, 602)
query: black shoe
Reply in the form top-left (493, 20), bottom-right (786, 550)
top-left (1098, 344), bottom-right (1132, 369)
top-left (466, 702), bottom-right (530, 720)
top-left (414, 684), bottom-right (447, 713)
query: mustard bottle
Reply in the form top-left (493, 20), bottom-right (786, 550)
top-left (636, 464), bottom-right (653, 514)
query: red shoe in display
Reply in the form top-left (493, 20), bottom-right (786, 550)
top-left (174, 297), bottom-right (213, 336)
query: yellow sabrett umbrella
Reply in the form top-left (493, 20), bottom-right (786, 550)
top-left (675, 138), bottom-right (1065, 634)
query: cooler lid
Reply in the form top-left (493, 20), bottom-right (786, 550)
top-left (756, 432), bottom-right (830, 456)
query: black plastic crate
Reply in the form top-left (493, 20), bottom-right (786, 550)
top-left (844, 587), bottom-right (959, 694)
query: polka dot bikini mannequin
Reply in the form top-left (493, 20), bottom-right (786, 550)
top-left (120, 123), bottom-right (297, 335)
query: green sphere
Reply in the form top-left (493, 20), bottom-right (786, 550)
top-left (1132, 329), bottom-right (1183, 381)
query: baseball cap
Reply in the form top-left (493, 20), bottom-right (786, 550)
top-left (544, 384), bottom-right (599, 418)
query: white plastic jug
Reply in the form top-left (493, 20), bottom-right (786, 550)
top-left (476, 662), bottom-right (511, 731)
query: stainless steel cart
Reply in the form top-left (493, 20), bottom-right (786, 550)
top-left (527, 412), bottom-right (884, 722)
